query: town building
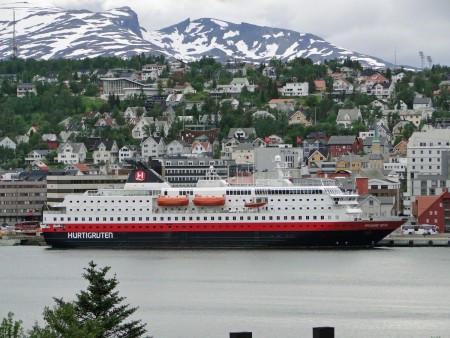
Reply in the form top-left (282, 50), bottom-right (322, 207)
top-left (404, 129), bottom-right (450, 217)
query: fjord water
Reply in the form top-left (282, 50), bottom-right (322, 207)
top-left (1, 247), bottom-right (449, 338)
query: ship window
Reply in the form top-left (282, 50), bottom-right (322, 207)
top-left (103, 217), bottom-right (106, 221)
top-left (247, 216), bottom-right (251, 220)
top-left (291, 216), bottom-right (295, 220)
top-left (153, 217), bottom-right (156, 221)
top-left (196, 217), bottom-right (200, 221)
top-left (110, 217), bottom-right (113, 221)
top-left (284, 216), bottom-right (287, 220)
top-left (89, 218), bottom-right (92, 221)
top-left (124, 217), bottom-right (128, 221)
top-left (240, 216), bottom-right (244, 220)
top-left (82, 217), bottom-right (85, 221)
top-left (262, 216), bottom-right (265, 220)
top-left (132, 217), bottom-right (135, 221)
top-left (306, 216), bottom-right (310, 220)
top-left (145, 217), bottom-right (148, 221)
top-left (160, 217), bottom-right (164, 221)
top-left (96, 217), bottom-right (99, 221)
top-left (117, 217), bottom-right (121, 221)
top-left (299, 216), bottom-right (302, 220)
top-left (218, 217), bottom-right (222, 221)
top-left (233, 217), bottom-right (236, 220)
top-left (75, 217), bottom-right (78, 221)
top-left (211, 217), bottom-right (214, 221)
top-left (204, 217), bottom-right (207, 221)
top-left (226, 217), bottom-right (229, 220)
top-left (189, 217), bottom-right (193, 221)
top-left (276, 216), bottom-right (280, 220)
top-left (167, 217), bottom-right (171, 221)
top-left (321, 216), bottom-right (325, 220)
top-left (269, 216), bottom-right (273, 220)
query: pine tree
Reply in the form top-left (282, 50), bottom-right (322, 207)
top-left (29, 262), bottom-right (149, 338)
top-left (74, 261), bottom-right (148, 338)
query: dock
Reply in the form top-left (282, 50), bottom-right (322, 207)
top-left (377, 234), bottom-right (450, 247)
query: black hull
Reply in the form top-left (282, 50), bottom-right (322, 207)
top-left (43, 229), bottom-right (394, 249)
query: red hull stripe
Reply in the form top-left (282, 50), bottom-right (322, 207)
top-left (43, 221), bottom-right (403, 233)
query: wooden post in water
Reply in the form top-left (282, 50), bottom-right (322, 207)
top-left (313, 326), bottom-right (334, 338)
top-left (230, 332), bottom-right (252, 338)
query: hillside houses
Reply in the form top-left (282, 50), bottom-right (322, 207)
top-left (336, 109), bottom-right (362, 128)
top-left (4, 56), bottom-right (450, 232)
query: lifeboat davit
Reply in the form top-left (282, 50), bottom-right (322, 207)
top-left (157, 195), bottom-right (189, 207)
top-left (193, 195), bottom-right (226, 206)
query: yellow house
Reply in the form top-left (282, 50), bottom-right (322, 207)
top-left (308, 149), bottom-right (329, 165)
top-left (393, 139), bottom-right (408, 156)
top-left (336, 155), bottom-right (364, 172)
top-left (288, 110), bottom-right (312, 126)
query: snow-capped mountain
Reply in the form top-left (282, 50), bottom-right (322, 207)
top-left (0, 5), bottom-right (392, 68)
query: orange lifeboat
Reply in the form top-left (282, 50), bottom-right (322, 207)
top-left (157, 195), bottom-right (189, 207)
top-left (244, 197), bottom-right (268, 208)
top-left (193, 195), bottom-right (226, 206)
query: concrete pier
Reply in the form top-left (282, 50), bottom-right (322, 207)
top-left (377, 234), bottom-right (450, 247)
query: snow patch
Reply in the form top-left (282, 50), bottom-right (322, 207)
top-left (223, 30), bottom-right (239, 38)
top-left (273, 31), bottom-right (284, 38)
top-left (210, 19), bottom-right (228, 28)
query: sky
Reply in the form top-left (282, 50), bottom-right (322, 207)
top-left (5, 0), bottom-right (450, 67)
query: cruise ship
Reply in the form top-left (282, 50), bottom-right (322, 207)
top-left (41, 158), bottom-right (406, 248)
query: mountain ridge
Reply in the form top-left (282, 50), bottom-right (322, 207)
top-left (0, 5), bottom-right (394, 68)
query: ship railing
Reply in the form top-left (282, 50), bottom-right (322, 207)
top-left (293, 178), bottom-right (341, 187)
top-left (86, 189), bottom-right (156, 197)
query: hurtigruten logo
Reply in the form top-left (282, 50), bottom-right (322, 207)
top-left (68, 232), bottom-right (113, 239)
top-left (134, 170), bottom-right (146, 182)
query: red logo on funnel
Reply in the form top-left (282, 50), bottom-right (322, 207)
top-left (134, 170), bottom-right (146, 182)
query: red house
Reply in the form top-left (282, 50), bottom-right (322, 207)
top-left (412, 190), bottom-right (450, 233)
top-left (326, 135), bottom-right (363, 158)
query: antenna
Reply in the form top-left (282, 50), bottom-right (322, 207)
top-left (427, 56), bottom-right (432, 69)
top-left (418, 51), bottom-right (424, 70)
top-left (393, 48), bottom-right (397, 70)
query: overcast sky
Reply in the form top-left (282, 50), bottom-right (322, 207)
top-left (8, 0), bottom-right (450, 67)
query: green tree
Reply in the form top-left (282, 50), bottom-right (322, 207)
top-left (0, 312), bottom-right (25, 338)
top-left (29, 261), bottom-right (148, 338)
top-left (74, 262), bottom-right (147, 338)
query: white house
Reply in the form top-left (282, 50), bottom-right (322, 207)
top-left (413, 97), bottom-right (432, 109)
top-left (191, 140), bottom-right (212, 156)
top-left (118, 145), bottom-right (140, 163)
top-left (280, 82), bottom-right (309, 97)
top-left (167, 139), bottom-right (191, 156)
top-left (141, 64), bottom-right (164, 81)
top-left (0, 136), bottom-right (16, 150)
top-left (92, 140), bottom-right (119, 164)
top-left (227, 128), bottom-right (257, 140)
top-left (132, 116), bottom-right (158, 139)
top-left (25, 150), bottom-right (51, 164)
top-left (333, 78), bottom-right (354, 94)
top-left (140, 136), bottom-right (167, 159)
top-left (123, 107), bottom-right (145, 120)
top-left (165, 93), bottom-right (185, 107)
top-left (17, 83), bottom-right (37, 97)
top-left (336, 109), bottom-right (362, 128)
top-left (57, 142), bottom-right (87, 164)
top-left (173, 82), bottom-right (196, 95)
